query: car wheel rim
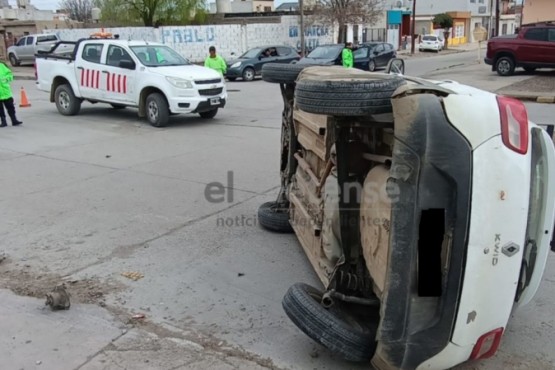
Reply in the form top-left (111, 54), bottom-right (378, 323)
top-left (59, 91), bottom-right (70, 111)
top-left (498, 60), bottom-right (510, 74)
top-left (369, 62), bottom-right (375, 71)
top-left (148, 101), bottom-right (158, 122)
top-left (244, 69), bottom-right (254, 80)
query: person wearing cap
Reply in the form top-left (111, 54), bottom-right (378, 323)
top-left (204, 46), bottom-right (227, 76)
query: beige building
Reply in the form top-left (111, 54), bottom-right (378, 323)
top-left (522, 0), bottom-right (555, 24)
top-left (211, 0), bottom-right (275, 13)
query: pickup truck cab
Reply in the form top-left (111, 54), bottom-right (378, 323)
top-left (35, 33), bottom-right (227, 127)
top-left (485, 21), bottom-right (555, 76)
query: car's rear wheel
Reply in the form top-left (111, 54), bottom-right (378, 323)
top-left (257, 201), bottom-right (293, 233)
top-left (145, 93), bottom-right (169, 127)
top-left (242, 67), bottom-right (255, 81)
top-left (496, 56), bottom-right (515, 76)
top-left (9, 54), bottom-right (19, 67)
top-left (55, 84), bottom-right (81, 116)
top-left (368, 60), bottom-right (376, 72)
top-left (282, 283), bottom-right (378, 362)
top-left (295, 77), bottom-right (406, 116)
top-left (199, 108), bottom-right (218, 119)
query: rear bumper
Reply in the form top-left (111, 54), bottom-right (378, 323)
top-left (372, 93), bottom-right (473, 369)
top-left (484, 57), bottom-right (494, 66)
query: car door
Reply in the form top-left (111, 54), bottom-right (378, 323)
top-left (521, 28), bottom-right (549, 63)
top-left (101, 44), bottom-right (137, 104)
top-left (255, 47), bottom-right (279, 73)
top-left (21, 36), bottom-right (35, 61)
top-left (375, 43), bottom-right (388, 67)
top-left (12, 37), bottom-right (26, 60)
top-left (548, 29), bottom-right (555, 63)
top-left (353, 47), bottom-right (370, 70)
top-left (74, 43), bottom-right (105, 100)
top-left (36, 34), bottom-right (59, 54)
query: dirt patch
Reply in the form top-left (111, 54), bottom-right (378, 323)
top-left (497, 72), bottom-right (555, 94)
top-left (0, 258), bottom-right (121, 306)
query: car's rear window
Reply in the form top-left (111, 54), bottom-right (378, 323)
top-left (307, 45), bottom-right (343, 59)
top-left (423, 36), bottom-right (438, 41)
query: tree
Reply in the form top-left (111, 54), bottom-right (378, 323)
top-left (96, 0), bottom-right (206, 27)
top-left (311, 0), bottom-right (384, 44)
top-left (432, 13), bottom-right (454, 50)
top-left (59, 0), bottom-right (94, 22)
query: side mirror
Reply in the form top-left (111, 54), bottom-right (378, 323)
top-left (119, 59), bottom-right (136, 70)
top-left (386, 58), bottom-right (405, 75)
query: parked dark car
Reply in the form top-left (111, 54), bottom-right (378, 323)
top-left (297, 42), bottom-right (397, 71)
top-left (226, 45), bottom-right (300, 81)
top-left (485, 21), bottom-right (555, 76)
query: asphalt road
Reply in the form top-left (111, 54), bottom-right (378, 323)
top-left (0, 71), bottom-right (554, 370)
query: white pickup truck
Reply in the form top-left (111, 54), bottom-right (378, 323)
top-left (35, 35), bottom-right (227, 127)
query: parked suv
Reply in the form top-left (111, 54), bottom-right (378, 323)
top-left (485, 21), bottom-right (555, 76)
top-left (7, 33), bottom-right (65, 66)
top-left (297, 42), bottom-right (396, 71)
top-left (225, 45), bottom-right (300, 81)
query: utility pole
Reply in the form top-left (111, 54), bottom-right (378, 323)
top-left (495, 0), bottom-right (500, 36)
top-left (411, 0), bottom-right (417, 54)
top-left (299, 0), bottom-right (305, 56)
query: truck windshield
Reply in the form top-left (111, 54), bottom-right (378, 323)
top-left (130, 45), bottom-right (190, 67)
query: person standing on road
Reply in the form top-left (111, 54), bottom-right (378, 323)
top-left (0, 62), bottom-right (22, 127)
top-left (342, 42), bottom-right (354, 68)
top-left (204, 46), bottom-right (227, 76)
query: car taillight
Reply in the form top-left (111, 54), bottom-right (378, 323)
top-left (497, 95), bottom-right (529, 154)
top-left (469, 328), bottom-right (504, 360)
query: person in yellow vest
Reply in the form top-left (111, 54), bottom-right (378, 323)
top-left (204, 46), bottom-right (227, 76)
top-left (342, 42), bottom-right (354, 68)
top-left (0, 62), bottom-right (22, 127)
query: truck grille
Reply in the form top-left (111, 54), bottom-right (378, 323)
top-left (195, 78), bottom-right (221, 85)
top-left (199, 88), bottom-right (223, 96)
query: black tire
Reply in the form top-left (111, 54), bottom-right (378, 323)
top-left (524, 67), bottom-right (536, 73)
top-left (199, 108), bottom-right (218, 119)
top-left (282, 283), bottom-right (378, 362)
top-left (242, 67), bottom-right (255, 81)
top-left (227, 77), bottom-right (237, 82)
top-left (111, 104), bottom-right (126, 109)
top-left (55, 84), bottom-right (81, 116)
top-left (295, 77), bottom-right (406, 116)
top-left (261, 63), bottom-right (315, 84)
top-left (368, 60), bottom-right (376, 72)
top-left (9, 54), bottom-right (19, 67)
top-left (145, 92), bottom-right (169, 127)
top-left (496, 56), bottom-right (515, 76)
top-left (257, 201), bottom-right (293, 233)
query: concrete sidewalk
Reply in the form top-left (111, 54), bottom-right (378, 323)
top-left (0, 289), bottom-right (273, 370)
top-left (398, 41), bottom-right (486, 59)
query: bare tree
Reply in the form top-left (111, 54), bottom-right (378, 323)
top-left (311, 0), bottom-right (384, 43)
top-left (59, 0), bottom-right (94, 22)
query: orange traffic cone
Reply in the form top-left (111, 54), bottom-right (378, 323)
top-left (19, 87), bottom-right (31, 108)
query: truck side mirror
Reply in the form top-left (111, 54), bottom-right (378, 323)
top-left (119, 59), bottom-right (136, 70)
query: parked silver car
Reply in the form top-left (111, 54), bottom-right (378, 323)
top-left (7, 33), bottom-right (69, 66)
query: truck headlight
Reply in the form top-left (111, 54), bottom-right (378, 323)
top-left (231, 62), bottom-right (241, 68)
top-left (166, 76), bottom-right (193, 89)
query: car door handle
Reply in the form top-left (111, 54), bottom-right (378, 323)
top-left (77, 66), bottom-right (84, 70)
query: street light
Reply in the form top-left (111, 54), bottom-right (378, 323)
top-left (411, 0), bottom-right (417, 54)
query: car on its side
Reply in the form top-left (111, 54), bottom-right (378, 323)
top-left (485, 21), bottom-right (555, 76)
top-left (225, 45), bottom-right (300, 81)
top-left (297, 42), bottom-right (397, 71)
top-left (419, 35), bottom-right (444, 52)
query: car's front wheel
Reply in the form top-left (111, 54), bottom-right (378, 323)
top-left (496, 56), bottom-right (515, 76)
top-left (54, 84), bottom-right (81, 116)
top-left (9, 54), bottom-right (19, 67)
top-left (242, 67), bottom-right (255, 81)
top-left (145, 93), bottom-right (169, 127)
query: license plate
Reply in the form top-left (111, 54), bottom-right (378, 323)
top-left (210, 98), bottom-right (220, 106)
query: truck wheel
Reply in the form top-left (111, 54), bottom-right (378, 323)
top-left (295, 77), bottom-right (406, 116)
top-left (262, 63), bottom-right (314, 84)
top-left (199, 108), bottom-right (218, 119)
top-left (257, 201), bottom-right (293, 233)
top-left (282, 283), bottom-right (378, 362)
top-left (496, 56), bottom-right (515, 76)
top-left (9, 54), bottom-right (19, 67)
top-left (55, 84), bottom-right (81, 116)
top-left (145, 93), bottom-right (169, 127)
